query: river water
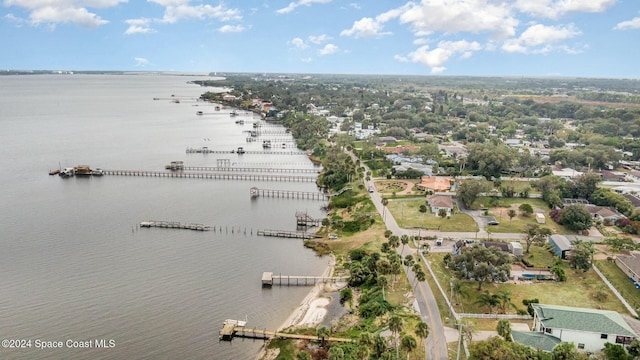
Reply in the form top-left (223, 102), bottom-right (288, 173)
top-left (0, 74), bottom-right (328, 359)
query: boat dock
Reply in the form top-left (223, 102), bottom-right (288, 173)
top-left (261, 272), bottom-right (348, 287)
top-left (295, 211), bottom-right (323, 226)
top-left (167, 165), bottom-right (318, 174)
top-left (186, 147), bottom-right (305, 156)
top-left (219, 324), bottom-right (352, 343)
top-left (140, 220), bottom-right (211, 231)
top-left (250, 187), bottom-right (328, 201)
top-left (256, 229), bottom-right (321, 239)
top-left (101, 169), bottom-right (316, 182)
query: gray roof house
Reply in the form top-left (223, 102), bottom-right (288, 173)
top-left (548, 234), bottom-right (572, 259)
top-left (529, 304), bottom-right (637, 353)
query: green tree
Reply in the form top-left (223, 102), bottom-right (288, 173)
top-left (551, 342), bottom-right (587, 360)
top-left (603, 342), bottom-right (631, 360)
top-left (297, 350), bottom-right (312, 360)
top-left (519, 203), bottom-right (534, 217)
top-left (400, 335), bottom-right (417, 359)
top-left (457, 179), bottom-right (490, 208)
top-left (450, 245), bottom-right (511, 290)
top-left (508, 209), bottom-right (517, 223)
top-left (469, 336), bottom-right (550, 360)
top-left (438, 208), bottom-right (448, 218)
top-left (569, 240), bottom-right (595, 272)
top-left (523, 224), bottom-right (552, 254)
top-left (400, 234), bottom-right (409, 255)
top-left (559, 205), bottom-right (593, 231)
top-left (496, 290), bottom-right (515, 314)
top-left (328, 346), bottom-right (344, 360)
top-left (317, 326), bottom-right (331, 346)
top-left (496, 319), bottom-right (512, 341)
top-left (388, 315), bottom-right (403, 359)
top-left (475, 292), bottom-right (501, 314)
top-left (415, 321), bottom-right (430, 346)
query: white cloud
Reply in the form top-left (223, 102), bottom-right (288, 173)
top-left (148, 0), bottom-right (241, 23)
top-left (340, 17), bottom-right (391, 38)
top-left (407, 40), bottom-right (482, 73)
top-left (308, 34), bottom-right (330, 44)
top-left (301, 57), bottom-right (313, 63)
top-left (413, 38), bottom-right (429, 45)
top-left (290, 37), bottom-right (308, 49)
top-left (218, 24), bottom-right (246, 33)
top-left (276, 0), bottom-right (332, 15)
top-left (502, 23), bottom-right (581, 53)
top-left (124, 18), bottom-right (155, 35)
top-left (134, 57), bottom-right (150, 67)
top-left (3, 0), bottom-right (125, 28)
top-left (319, 43), bottom-right (339, 55)
top-left (615, 17), bottom-right (640, 30)
top-left (394, 54), bottom-right (409, 62)
top-left (398, 0), bottom-right (518, 39)
top-left (514, 0), bottom-right (616, 19)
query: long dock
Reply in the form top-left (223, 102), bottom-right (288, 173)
top-left (186, 147), bottom-right (305, 156)
top-left (170, 166), bottom-right (318, 174)
top-left (140, 220), bottom-right (210, 231)
top-left (250, 187), bottom-right (328, 201)
top-left (219, 325), bottom-right (352, 343)
top-left (102, 169), bottom-right (316, 182)
top-left (256, 229), bottom-right (321, 239)
top-left (261, 272), bottom-right (349, 286)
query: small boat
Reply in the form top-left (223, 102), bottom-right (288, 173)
top-left (224, 319), bottom-right (247, 327)
top-left (235, 119), bottom-right (244, 124)
top-left (282, 143), bottom-right (287, 148)
top-left (91, 168), bottom-right (104, 176)
top-left (230, 110), bottom-right (238, 116)
top-left (262, 140), bottom-right (271, 149)
top-left (215, 106), bottom-right (221, 111)
top-left (196, 111), bottom-right (204, 115)
top-left (49, 169), bottom-right (60, 175)
top-left (59, 167), bottom-right (75, 177)
top-left (237, 147), bottom-right (245, 154)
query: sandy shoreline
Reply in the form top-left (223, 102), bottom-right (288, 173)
top-left (279, 254), bottom-right (341, 330)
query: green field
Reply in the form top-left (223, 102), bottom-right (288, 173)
top-left (427, 251), bottom-right (630, 315)
top-left (386, 199), bottom-right (478, 232)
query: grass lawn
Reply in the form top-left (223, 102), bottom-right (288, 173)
top-left (595, 260), bottom-right (640, 312)
top-left (473, 197), bottom-right (572, 234)
top-left (427, 252), bottom-right (630, 316)
top-left (386, 199), bottom-right (478, 232)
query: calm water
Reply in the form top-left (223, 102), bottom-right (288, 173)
top-left (0, 74), bottom-right (328, 359)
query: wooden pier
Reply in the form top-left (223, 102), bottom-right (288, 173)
top-left (140, 220), bottom-right (211, 231)
top-left (295, 211), bottom-right (323, 227)
top-left (219, 325), bottom-right (353, 343)
top-left (261, 272), bottom-right (349, 287)
top-left (186, 147), bottom-right (305, 156)
top-left (168, 165), bottom-right (319, 174)
top-left (250, 187), bottom-right (328, 201)
top-left (256, 229), bottom-right (321, 239)
top-left (102, 169), bottom-right (316, 182)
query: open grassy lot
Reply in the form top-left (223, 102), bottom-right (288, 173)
top-left (386, 199), bottom-right (478, 232)
top-left (427, 250), bottom-right (630, 316)
top-left (595, 260), bottom-right (640, 312)
top-left (473, 197), bottom-right (572, 234)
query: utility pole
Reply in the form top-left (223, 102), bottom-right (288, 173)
top-left (456, 323), bottom-right (465, 360)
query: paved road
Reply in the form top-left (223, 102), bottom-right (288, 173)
top-left (364, 176), bottom-right (449, 360)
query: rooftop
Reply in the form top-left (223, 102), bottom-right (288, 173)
top-left (533, 304), bottom-right (637, 337)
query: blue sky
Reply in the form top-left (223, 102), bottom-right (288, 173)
top-left (2, 0), bottom-right (639, 77)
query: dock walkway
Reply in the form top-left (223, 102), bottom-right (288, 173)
top-left (186, 147), bottom-right (305, 156)
top-left (250, 187), bottom-right (328, 201)
top-left (261, 272), bottom-right (349, 286)
top-left (219, 325), bottom-right (352, 343)
top-left (140, 220), bottom-right (210, 231)
top-left (256, 229), bottom-right (321, 239)
top-left (102, 169), bottom-right (316, 182)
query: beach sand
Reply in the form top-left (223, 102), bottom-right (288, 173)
top-left (279, 255), bottom-right (343, 330)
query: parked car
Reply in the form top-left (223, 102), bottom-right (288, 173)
top-left (368, 186), bottom-right (374, 193)
top-left (487, 220), bottom-right (499, 225)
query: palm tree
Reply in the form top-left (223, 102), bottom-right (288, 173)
top-left (414, 270), bottom-right (426, 290)
top-left (451, 281), bottom-right (467, 306)
top-left (495, 290), bottom-right (515, 314)
top-left (401, 335), bottom-right (417, 360)
top-left (388, 315), bottom-right (403, 359)
top-left (474, 292), bottom-right (500, 314)
top-left (388, 235), bottom-right (400, 249)
top-left (400, 234), bottom-right (409, 254)
top-left (316, 326), bottom-right (331, 347)
top-left (382, 198), bottom-right (389, 220)
top-left (415, 321), bottom-right (430, 346)
top-left (357, 332), bottom-right (373, 360)
top-left (373, 334), bottom-right (387, 358)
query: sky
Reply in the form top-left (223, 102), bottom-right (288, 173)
top-left (1, 0), bottom-right (640, 77)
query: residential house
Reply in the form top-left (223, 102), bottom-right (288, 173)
top-left (416, 176), bottom-right (455, 192)
top-left (615, 252), bottom-right (640, 286)
top-left (552, 168), bottom-right (583, 180)
top-left (529, 304), bottom-right (637, 353)
top-left (504, 138), bottom-right (522, 147)
top-left (426, 194), bottom-right (453, 216)
top-left (622, 194), bottom-right (640, 209)
top-left (481, 241), bottom-right (510, 252)
top-left (627, 170), bottom-right (640, 183)
top-left (585, 205), bottom-right (624, 224)
top-left (548, 234), bottom-right (572, 259)
top-left (599, 170), bottom-right (626, 182)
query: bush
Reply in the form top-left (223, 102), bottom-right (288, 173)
top-left (340, 288), bottom-right (353, 304)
